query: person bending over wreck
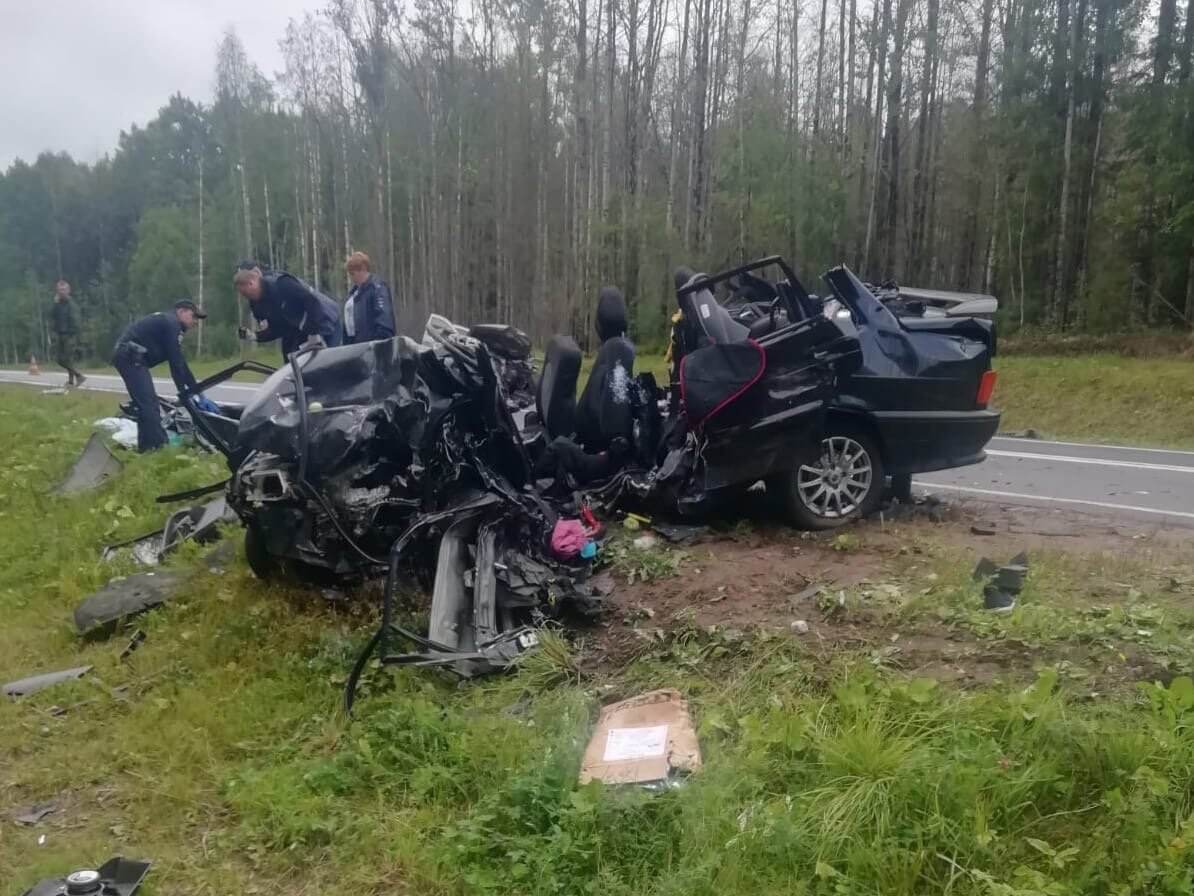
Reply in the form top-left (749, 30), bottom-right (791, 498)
top-left (232, 262), bottom-right (341, 359)
top-left (341, 251), bottom-right (396, 344)
top-left (112, 301), bottom-right (207, 453)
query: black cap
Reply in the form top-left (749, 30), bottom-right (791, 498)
top-left (174, 299), bottom-right (208, 319)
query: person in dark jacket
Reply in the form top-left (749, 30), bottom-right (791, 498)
top-left (233, 262), bottom-right (341, 359)
top-left (341, 251), bottom-right (396, 344)
top-left (51, 279), bottom-right (86, 387)
top-left (111, 301), bottom-right (208, 452)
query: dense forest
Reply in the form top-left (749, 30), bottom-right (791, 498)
top-left (1, 0), bottom-right (1192, 362)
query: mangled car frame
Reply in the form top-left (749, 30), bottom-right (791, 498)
top-left (174, 254), bottom-right (999, 685)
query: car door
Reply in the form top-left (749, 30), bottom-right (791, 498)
top-left (681, 269), bottom-right (859, 492)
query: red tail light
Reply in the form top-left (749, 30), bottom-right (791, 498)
top-left (976, 370), bottom-right (997, 408)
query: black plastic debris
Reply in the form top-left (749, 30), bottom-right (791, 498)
top-left (974, 551), bottom-right (1028, 614)
top-left (119, 630), bottom-right (147, 661)
top-left (4, 666), bottom-right (92, 698)
top-left (74, 571), bottom-right (188, 636)
top-left (54, 434), bottom-right (122, 496)
top-left (20, 857), bottom-right (151, 896)
top-left (13, 802), bottom-right (58, 826)
top-left (651, 522), bottom-right (709, 545)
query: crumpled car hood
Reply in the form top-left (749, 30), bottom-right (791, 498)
top-left (236, 337), bottom-right (429, 476)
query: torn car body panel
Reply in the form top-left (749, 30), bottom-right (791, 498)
top-left (822, 265), bottom-right (1000, 476)
top-left (4, 665), bottom-right (92, 698)
top-left (55, 433), bottom-right (122, 495)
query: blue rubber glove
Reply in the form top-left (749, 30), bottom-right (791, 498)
top-left (194, 394), bottom-right (221, 415)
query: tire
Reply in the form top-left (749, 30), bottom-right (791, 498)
top-left (775, 427), bottom-right (885, 530)
top-left (244, 525), bottom-right (280, 580)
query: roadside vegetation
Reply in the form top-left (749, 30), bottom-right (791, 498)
top-left (5, 385), bottom-right (1194, 894)
top-left (994, 355), bottom-right (1194, 449)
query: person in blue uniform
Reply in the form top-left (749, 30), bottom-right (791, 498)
top-left (341, 251), bottom-right (396, 344)
top-left (232, 262), bottom-right (341, 359)
top-left (111, 300), bottom-right (208, 453)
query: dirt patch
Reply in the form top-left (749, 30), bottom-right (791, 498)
top-left (583, 499), bottom-right (1194, 694)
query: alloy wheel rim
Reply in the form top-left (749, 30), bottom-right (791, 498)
top-left (796, 436), bottom-right (873, 518)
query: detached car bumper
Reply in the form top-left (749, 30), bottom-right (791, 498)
top-left (871, 408), bottom-right (1001, 475)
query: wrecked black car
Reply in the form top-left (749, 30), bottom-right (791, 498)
top-left (714, 260), bottom-right (1000, 527)
top-left (185, 318), bottom-right (607, 680)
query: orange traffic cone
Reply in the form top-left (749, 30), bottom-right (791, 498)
top-left (28, 354), bottom-right (40, 375)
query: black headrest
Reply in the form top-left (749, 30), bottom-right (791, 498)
top-left (537, 335), bottom-right (582, 439)
top-left (674, 267), bottom-right (695, 291)
top-left (596, 286), bottom-right (628, 342)
top-left (681, 285), bottom-right (750, 345)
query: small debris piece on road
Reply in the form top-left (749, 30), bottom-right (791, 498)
top-left (3, 666), bottom-right (93, 698)
top-left (54, 433), bottom-right (122, 496)
top-left (970, 522), bottom-right (998, 536)
top-left (20, 857), bottom-right (152, 896)
top-left (579, 688), bottom-right (701, 787)
top-left (791, 620), bottom-right (810, 634)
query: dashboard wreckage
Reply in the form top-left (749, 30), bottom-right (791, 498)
top-left (171, 256), bottom-right (1000, 703)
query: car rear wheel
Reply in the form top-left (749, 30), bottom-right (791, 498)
top-left (776, 428), bottom-right (885, 530)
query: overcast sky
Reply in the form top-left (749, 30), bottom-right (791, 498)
top-left (0, 0), bottom-right (324, 170)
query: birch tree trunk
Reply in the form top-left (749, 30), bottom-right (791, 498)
top-left (1051, 0), bottom-right (1085, 327)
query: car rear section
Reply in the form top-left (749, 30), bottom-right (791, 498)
top-left (776, 267), bottom-right (1001, 529)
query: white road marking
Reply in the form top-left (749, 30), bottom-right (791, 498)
top-left (0, 373), bottom-right (262, 395)
top-left (994, 436), bottom-right (1194, 458)
top-left (920, 482), bottom-right (1194, 523)
top-left (986, 449), bottom-right (1194, 475)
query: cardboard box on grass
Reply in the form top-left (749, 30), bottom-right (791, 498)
top-left (579, 688), bottom-right (701, 786)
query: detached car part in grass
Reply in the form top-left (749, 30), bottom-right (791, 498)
top-left (20, 857), bottom-right (151, 896)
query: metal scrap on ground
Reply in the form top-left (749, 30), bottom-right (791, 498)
top-left (3, 665), bottom-right (93, 698)
top-left (54, 433), bottom-right (121, 495)
top-left (13, 801), bottom-right (59, 826)
top-left (101, 497), bottom-right (236, 566)
top-left (974, 551), bottom-right (1029, 613)
top-left (74, 570), bottom-right (189, 635)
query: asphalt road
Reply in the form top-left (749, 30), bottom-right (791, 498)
top-left (4, 368), bottom-right (1194, 527)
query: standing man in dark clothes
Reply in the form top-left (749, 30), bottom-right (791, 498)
top-left (341, 251), bottom-right (396, 344)
top-left (112, 301), bottom-right (207, 453)
top-left (232, 262), bottom-right (341, 360)
top-left (51, 279), bottom-right (86, 387)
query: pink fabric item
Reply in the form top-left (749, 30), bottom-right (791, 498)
top-left (551, 519), bottom-right (589, 559)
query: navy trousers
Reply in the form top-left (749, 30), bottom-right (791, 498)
top-left (114, 354), bottom-right (168, 452)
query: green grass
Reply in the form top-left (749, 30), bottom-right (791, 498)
top-left (4, 384), bottom-right (1194, 893)
top-left (994, 354), bottom-right (1194, 449)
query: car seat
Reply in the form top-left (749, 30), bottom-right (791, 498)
top-left (536, 335), bottom-right (582, 440)
top-left (576, 287), bottom-right (636, 450)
